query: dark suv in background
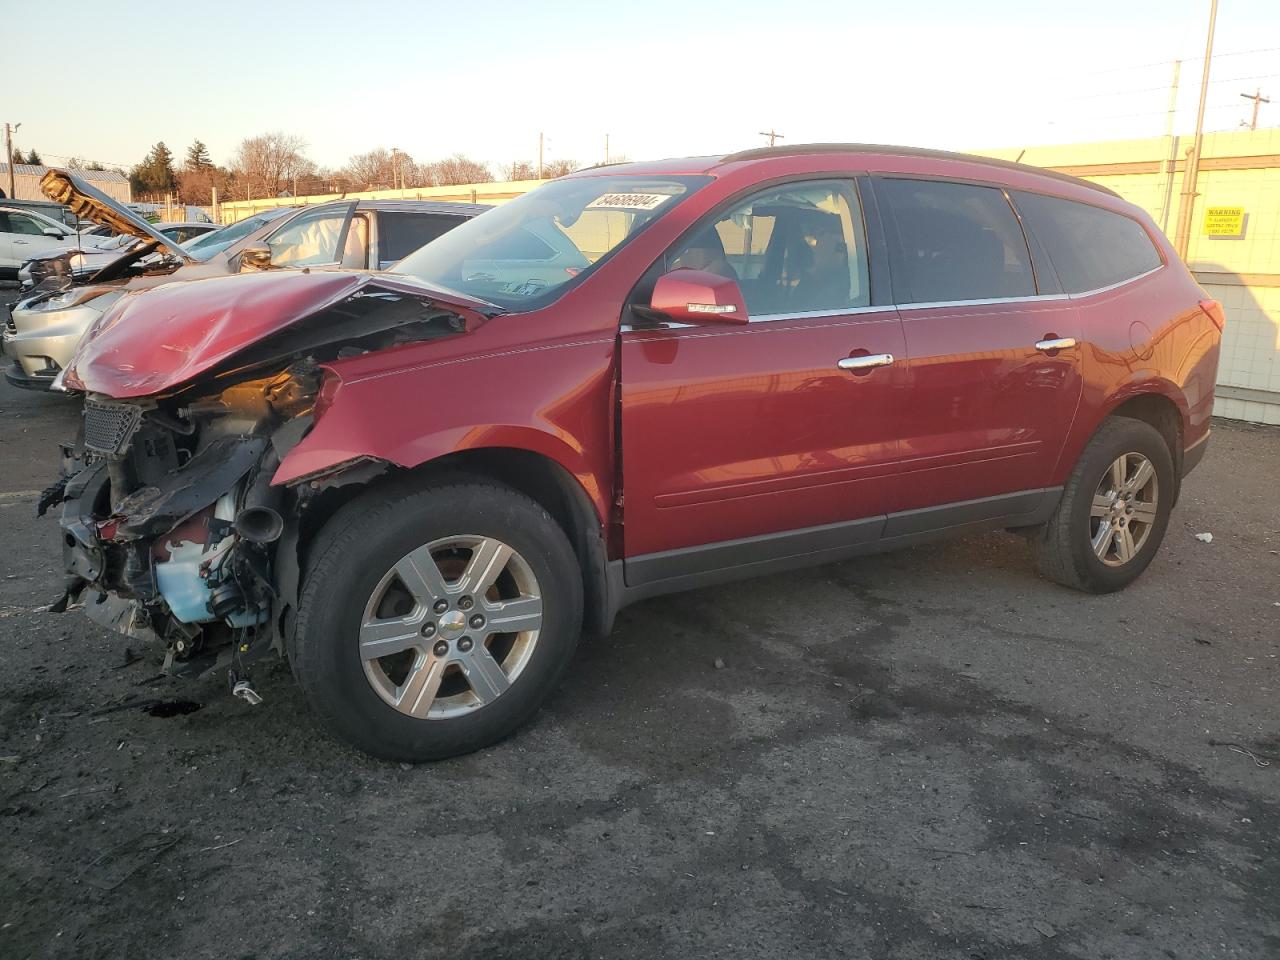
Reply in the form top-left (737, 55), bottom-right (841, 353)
top-left (45, 145), bottom-right (1221, 761)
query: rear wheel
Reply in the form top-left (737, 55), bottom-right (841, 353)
top-left (291, 479), bottom-right (583, 761)
top-left (1032, 417), bottom-right (1174, 593)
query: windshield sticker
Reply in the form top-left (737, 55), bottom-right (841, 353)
top-left (586, 193), bottom-right (673, 212)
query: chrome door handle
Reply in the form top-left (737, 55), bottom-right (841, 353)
top-left (1035, 337), bottom-right (1076, 352)
top-left (837, 353), bottom-right (894, 372)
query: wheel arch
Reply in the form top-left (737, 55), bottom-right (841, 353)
top-left (1057, 379), bottom-right (1187, 501)
top-left (293, 445), bottom-right (614, 640)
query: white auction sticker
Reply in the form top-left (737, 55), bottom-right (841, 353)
top-left (586, 193), bottom-right (673, 212)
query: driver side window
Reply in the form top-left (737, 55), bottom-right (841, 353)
top-left (266, 207), bottom-right (349, 267)
top-left (667, 179), bottom-right (870, 318)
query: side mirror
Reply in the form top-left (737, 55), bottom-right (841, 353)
top-left (44, 227), bottom-right (65, 238)
top-left (648, 268), bottom-right (749, 325)
top-left (239, 244), bottom-right (273, 271)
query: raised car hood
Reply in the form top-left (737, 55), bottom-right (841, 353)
top-left (65, 269), bottom-right (499, 398)
top-left (41, 170), bottom-right (193, 263)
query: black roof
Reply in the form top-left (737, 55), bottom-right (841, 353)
top-left (720, 143), bottom-right (1119, 198)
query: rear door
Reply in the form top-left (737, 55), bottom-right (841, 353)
top-left (619, 178), bottom-right (905, 581)
top-left (874, 177), bottom-right (1083, 517)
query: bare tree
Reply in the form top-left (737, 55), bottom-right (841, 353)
top-left (502, 160), bottom-right (539, 181)
top-left (344, 147), bottom-right (416, 190)
top-left (502, 158), bottom-right (579, 181)
top-left (423, 154), bottom-right (493, 186)
top-left (231, 131), bottom-right (315, 199)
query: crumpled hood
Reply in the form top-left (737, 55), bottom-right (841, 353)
top-left (41, 170), bottom-right (194, 262)
top-left (65, 269), bottom-right (498, 398)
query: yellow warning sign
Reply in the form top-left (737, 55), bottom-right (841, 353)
top-left (1203, 206), bottom-right (1245, 238)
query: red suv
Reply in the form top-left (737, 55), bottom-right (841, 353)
top-left (47, 144), bottom-right (1223, 761)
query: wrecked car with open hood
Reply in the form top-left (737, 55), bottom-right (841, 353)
top-left (45, 147), bottom-right (1221, 762)
top-left (5, 169), bottom-right (486, 390)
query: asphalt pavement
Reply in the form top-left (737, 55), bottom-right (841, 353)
top-left (1, 286), bottom-right (1277, 959)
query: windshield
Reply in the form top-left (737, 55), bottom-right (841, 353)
top-left (182, 207), bottom-right (294, 261)
top-left (392, 175), bottom-right (709, 310)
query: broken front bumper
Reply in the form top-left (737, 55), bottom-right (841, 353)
top-left (53, 434), bottom-right (273, 651)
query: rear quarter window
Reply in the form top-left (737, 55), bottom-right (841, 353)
top-left (376, 212), bottom-right (467, 265)
top-left (1012, 192), bottom-right (1163, 294)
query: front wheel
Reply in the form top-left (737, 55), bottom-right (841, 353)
top-left (291, 479), bottom-right (583, 761)
top-left (1031, 417), bottom-right (1174, 593)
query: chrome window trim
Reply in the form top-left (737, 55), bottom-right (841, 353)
top-left (1065, 264), bottom-right (1164, 299)
top-left (748, 304), bottom-right (889, 324)
top-left (622, 304), bottom-right (893, 332)
top-left (896, 293), bottom-right (1069, 310)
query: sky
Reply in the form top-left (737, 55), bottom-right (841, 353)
top-left (3, 0), bottom-right (1279, 175)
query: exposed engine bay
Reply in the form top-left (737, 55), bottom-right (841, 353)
top-left (41, 283), bottom-right (481, 695)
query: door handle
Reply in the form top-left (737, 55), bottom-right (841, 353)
top-left (13, 239), bottom-right (28, 245)
top-left (1035, 337), bottom-right (1076, 353)
top-left (837, 353), bottom-right (894, 373)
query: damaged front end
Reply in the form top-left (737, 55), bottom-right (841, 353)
top-left (43, 270), bottom-right (498, 689)
top-left (46, 365), bottom-right (318, 681)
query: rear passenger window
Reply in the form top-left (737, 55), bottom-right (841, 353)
top-left (377, 212), bottom-right (464, 265)
top-left (1012, 192), bottom-right (1162, 294)
top-left (879, 179), bottom-right (1035, 304)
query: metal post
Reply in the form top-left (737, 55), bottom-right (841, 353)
top-left (1157, 60), bottom-right (1182, 232)
top-left (4, 122), bottom-right (18, 200)
top-left (1173, 0), bottom-right (1218, 261)
top-left (538, 133), bottom-right (544, 180)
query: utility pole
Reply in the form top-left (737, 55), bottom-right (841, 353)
top-left (604, 133), bottom-right (609, 165)
top-left (1240, 87), bottom-right (1270, 130)
top-left (758, 129), bottom-right (784, 147)
top-left (4, 121), bottom-right (19, 200)
top-left (1158, 60), bottom-right (1182, 232)
top-left (1174, 0), bottom-right (1218, 261)
top-left (538, 132), bottom-right (544, 179)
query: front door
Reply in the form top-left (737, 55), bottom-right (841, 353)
top-left (619, 179), bottom-right (905, 581)
top-left (873, 177), bottom-right (1083, 514)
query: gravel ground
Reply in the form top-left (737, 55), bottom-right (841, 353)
top-left (1, 287), bottom-right (1277, 959)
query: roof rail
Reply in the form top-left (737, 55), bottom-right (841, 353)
top-left (720, 143), bottom-right (1119, 198)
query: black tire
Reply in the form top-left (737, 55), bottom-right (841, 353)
top-left (291, 478), bottom-right (583, 761)
top-left (1031, 417), bottom-right (1174, 593)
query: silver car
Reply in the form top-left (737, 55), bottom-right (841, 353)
top-left (3, 170), bottom-right (488, 390)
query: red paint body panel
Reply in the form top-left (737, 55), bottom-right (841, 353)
top-left (893, 298), bottom-right (1083, 511)
top-left (618, 310), bottom-right (905, 555)
top-left (70, 146), bottom-right (1222, 573)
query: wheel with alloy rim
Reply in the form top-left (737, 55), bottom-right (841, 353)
top-left (291, 480), bottom-right (583, 761)
top-left (1032, 417), bottom-right (1174, 593)
top-left (360, 535), bottom-right (544, 719)
top-left (1089, 452), bottom-right (1159, 567)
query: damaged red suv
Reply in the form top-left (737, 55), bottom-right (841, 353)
top-left (46, 145), bottom-right (1222, 760)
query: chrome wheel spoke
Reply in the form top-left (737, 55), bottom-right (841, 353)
top-left (1091, 494), bottom-right (1113, 518)
top-left (1130, 501), bottom-right (1158, 525)
top-left (456, 538), bottom-right (512, 597)
top-left (1114, 526), bottom-right (1137, 563)
top-left (462, 646), bottom-right (510, 703)
top-left (1092, 523), bottom-right (1116, 560)
top-left (359, 617), bottom-right (422, 659)
top-left (396, 655), bottom-right (446, 718)
top-left (1125, 459), bottom-right (1154, 494)
top-left (482, 595), bottom-right (543, 634)
top-left (394, 545), bottom-right (449, 607)
top-left (1108, 456), bottom-right (1127, 492)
